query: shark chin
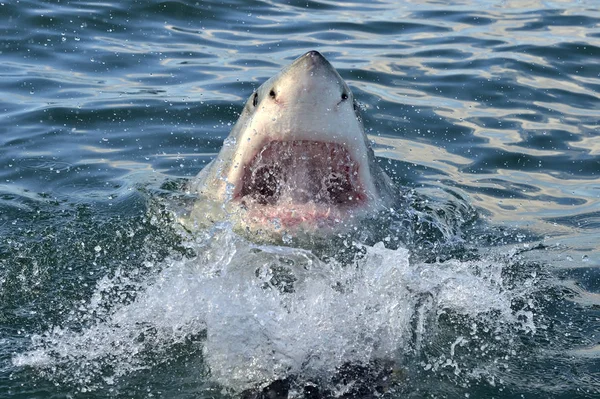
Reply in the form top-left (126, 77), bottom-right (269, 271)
top-left (185, 50), bottom-right (396, 242)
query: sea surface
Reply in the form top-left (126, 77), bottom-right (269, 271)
top-left (1, 0), bottom-right (599, 398)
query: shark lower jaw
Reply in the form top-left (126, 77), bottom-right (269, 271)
top-left (231, 140), bottom-right (372, 229)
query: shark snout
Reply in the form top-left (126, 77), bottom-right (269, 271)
top-left (298, 50), bottom-right (330, 68)
top-left (271, 51), bottom-right (350, 107)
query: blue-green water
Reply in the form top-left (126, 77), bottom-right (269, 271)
top-left (1, 0), bottom-right (599, 398)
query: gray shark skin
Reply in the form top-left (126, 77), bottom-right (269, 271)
top-left (186, 51), bottom-right (395, 241)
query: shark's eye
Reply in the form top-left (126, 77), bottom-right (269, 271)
top-left (252, 92), bottom-right (258, 107)
top-left (269, 89), bottom-right (276, 98)
top-left (341, 93), bottom-right (349, 101)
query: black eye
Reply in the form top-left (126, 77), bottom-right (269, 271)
top-left (341, 93), bottom-right (348, 101)
top-left (269, 89), bottom-right (276, 98)
top-left (252, 92), bottom-right (258, 107)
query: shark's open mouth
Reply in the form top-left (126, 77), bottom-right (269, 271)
top-left (235, 140), bottom-right (367, 227)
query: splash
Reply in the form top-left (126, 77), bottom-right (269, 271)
top-left (13, 223), bottom-right (539, 395)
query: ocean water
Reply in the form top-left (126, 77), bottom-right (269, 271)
top-left (1, 0), bottom-right (599, 398)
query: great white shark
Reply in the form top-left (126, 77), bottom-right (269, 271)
top-left (185, 51), bottom-right (395, 240)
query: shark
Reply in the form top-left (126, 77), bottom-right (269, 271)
top-left (185, 50), bottom-right (395, 241)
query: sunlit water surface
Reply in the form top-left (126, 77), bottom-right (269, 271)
top-left (1, 1), bottom-right (599, 398)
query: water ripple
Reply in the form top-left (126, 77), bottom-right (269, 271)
top-left (1, 0), bottom-right (600, 397)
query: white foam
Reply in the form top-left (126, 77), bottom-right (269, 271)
top-left (13, 225), bottom-right (537, 393)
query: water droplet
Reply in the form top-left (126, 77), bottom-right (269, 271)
top-left (223, 137), bottom-right (237, 147)
top-left (271, 218), bottom-right (281, 230)
top-left (282, 233), bottom-right (292, 244)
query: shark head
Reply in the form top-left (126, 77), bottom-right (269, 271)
top-left (188, 51), bottom-right (394, 239)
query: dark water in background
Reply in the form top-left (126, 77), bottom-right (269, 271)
top-left (1, 0), bottom-right (599, 398)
